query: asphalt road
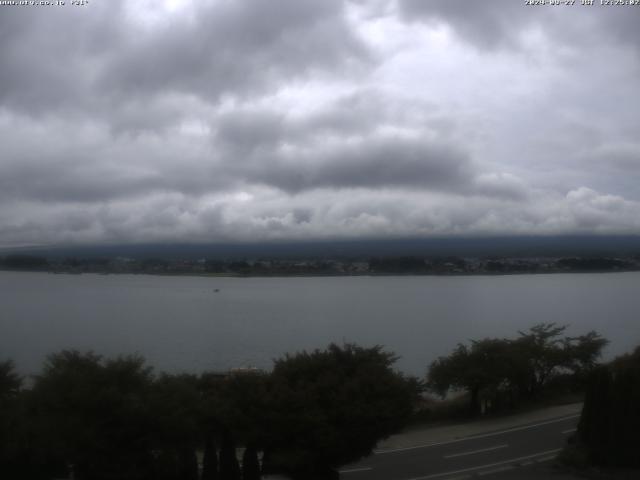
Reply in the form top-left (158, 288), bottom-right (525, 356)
top-left (339, 414), bottom-right (580, 480)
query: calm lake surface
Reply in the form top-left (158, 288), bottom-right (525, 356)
top-left (1, 271), bottom-right (639, 376)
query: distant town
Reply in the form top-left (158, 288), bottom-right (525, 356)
top-left (1, 253), bottom-right (639, 276)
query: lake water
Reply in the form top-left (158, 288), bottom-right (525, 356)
top-left (1, 271), bottom-right (639, 377)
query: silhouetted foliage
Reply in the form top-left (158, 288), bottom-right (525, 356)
top-left (428, 338), bottom-right (513, 415)
top-left (0, 344), bottom-right (421, 479)
top-left (202, 435), bottom-right (219, 480)
top-left (150, 373), bottom-right (201, 451)
top-left (241, 445), bottom-right (260, 480)
top-left (1, 255), bottom-right (48, 270)
top-left (150, 374), bottom-right (202, 480)
top-left (219, 430), bottom-right (241, 480)
top-left (428, 324), bottom-right (608, 415)
top-left (228, 261), bottom-right (251, 275)
top-left (577, 347), bottom-right (640, 467)
top-left (485, 261), bottom-right (506, 272)
top-left (262, 343), bottom-right (421, 478)
top-left (557, 257), bottom-right (630, 271)
top-left (205, 260), bottom-right (227, 273)
top-left (178, 448), bottom-right (199, 480)
top-left (0, 360), bottom-right (24, 478)
top-left (29, 351), bottom-right (156, 480)
top-left (369, 256), bottom-right (428, 273)
top-left (0, 360), bottom-right (21, 399)
top-left (205, 372), bottom-right (270, 448)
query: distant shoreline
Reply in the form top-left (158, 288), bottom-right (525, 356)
top-left (2, 252), bottom-right (639, 277)
top-left (2, 267), bottom-right (639, 278)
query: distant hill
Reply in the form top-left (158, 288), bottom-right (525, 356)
top-left (2, 235), bottom-right (639, 261)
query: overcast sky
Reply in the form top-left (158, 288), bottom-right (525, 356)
top-left (1, 0), bottom-right (639, 247)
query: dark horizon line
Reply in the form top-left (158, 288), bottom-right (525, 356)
top-left (1, 234), bottom-right (640, 260)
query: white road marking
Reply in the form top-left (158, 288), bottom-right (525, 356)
top-left (405, 448), bottom-right (562, 480)
top-left (478, 465), bottom-right (514, 476)
top-left (375, 414), bottom-right (580, 454)
top-left (534, 455), bottom-right (558, 463)
top-left (444, 444), bottom-right (508, 459)
top-left (562, 428), bottom-right (577, 434)
top-left (339, 466), bottom-right (373, 474)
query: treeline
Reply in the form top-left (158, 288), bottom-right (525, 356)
top-left (202, 260), bottom-right (340, 276)
top-left (574, 346), bottom-right (640, 468)
top-left (427, 324), bottom-right (608, 415)
top-left (0, 344), bottom-right (420, 480)
top-left (0, 255), bottom-right (49, 270)
top-left (368, 256), bottom-right (467, 274)
top-left (0, 326), bottom-right (630, 478)
top-left (2, 254), bottom-right (640, 276)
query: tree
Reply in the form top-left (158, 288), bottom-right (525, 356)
top-left (513, 323), bottom-right (569, 398)
top-left (178, 448), bottom-right (199, 480)
top-left (29, 351), bottom-right (155, 480)
top-left (428, 339), bottom-right (512, 415)
top-left (149, 373), bottom-right (202, 477)
top-left (241, 445), bottom-right (260, 480)
top-left (199, 370), bottom-right (270, 480)
top-left (577, 347), bottom-right (640, 467)
top-left (219, 430), bottom-right (241, 480)
top-left (203, 371), bottom-right (270, 449)
top-left (563, 331), bottom-right (609, 378)
top-left (262, 343), bottom-right (421, 479)
top-left (1, 254), bottom-right (48, 270)
top-left (0, 360), bottom-right (21, 399)
top-left (427, 324), bottom-right (609, 414)
top-left (514, 324), bottom-right (607, 398)
top-left (201, 435), bottom-right (219, 480)
top-left (0, 360), bottom-right (25, 478)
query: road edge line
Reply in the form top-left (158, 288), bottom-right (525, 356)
top-left (375, 414), bottom-right (580, 454)
top-left (405, 448), bottom-right (562, 480)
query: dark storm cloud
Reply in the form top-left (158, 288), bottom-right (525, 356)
top-left (212, 98), bottom-right (475, 194)
top-left (214, 89), bottom-right (392, 155)
top-left (247, 137), bottom-right (473, 193)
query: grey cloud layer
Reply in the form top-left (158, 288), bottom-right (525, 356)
top-left (0, 0), bottom-right (639, 245)
top-left (214, 102), bottom-right (474, 193)
top-left (399, 0), bottom-right (640, 52)
top-left (100, 0), bottom-right (370, 103)
top-left (0, 0), bottom-right (368, 115)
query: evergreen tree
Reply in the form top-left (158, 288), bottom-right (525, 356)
top-left (154, 450), bottom-right (180, 480)
top-left (179, 447), bottom-right (198, 480)
top-left (578, 366), bottom-right (612, 464)
top-left (578, 347), bottom-right (640, 467)
top-left (219, 431), bottom-right (241, 480)
top-left (241, 445), bottom-right (260, 480)
top-left (0, 360), bottom-right (24, 478)
top-left (202, 435), bottom-right (219, 480)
